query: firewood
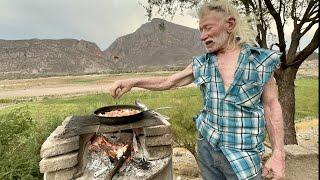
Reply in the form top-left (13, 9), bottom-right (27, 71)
top-left (105, 143), bottom-right (132, 180)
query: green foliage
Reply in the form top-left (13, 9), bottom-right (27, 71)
top-left (0, 106), bottom-right (34, 145)
top-left (141, 0), bottom-right (200, 20)
top-left (0, 106), bottom-right (41, 180)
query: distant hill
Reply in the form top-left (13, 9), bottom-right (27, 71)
top-left (103, 18), bottom-right (206, 71)
top-left (0, 39), bottom-right (113, 79)
top-left (0, 18), bottom-right (317, 79)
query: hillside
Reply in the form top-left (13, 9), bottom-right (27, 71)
top-left (0, 19), bottom-right (317, 79)
top-left (0, 39), bottom-right (113, 79)
top-left (103, 18), bottom-right (206, 71)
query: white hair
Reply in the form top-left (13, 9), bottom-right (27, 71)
top-left (197, 0), bottom-right (257, 47)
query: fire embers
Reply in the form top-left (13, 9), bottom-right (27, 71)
top-left (88, 135), bottom-right (129, 161)
top-left (85, 131), bottom-right (151, 179)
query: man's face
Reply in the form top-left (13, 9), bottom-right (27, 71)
top-left (199, 11), bottom-right (229, 53)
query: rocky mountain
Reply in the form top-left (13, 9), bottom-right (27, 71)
top-left (103, 18), bottom-right (206, 71)
top-left (0, 39), bottom-right (113, 79)
top-left (1, 18), bottom-right (316, 79)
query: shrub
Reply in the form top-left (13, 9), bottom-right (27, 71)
top-left (0, 106), bottom-right (41, 180)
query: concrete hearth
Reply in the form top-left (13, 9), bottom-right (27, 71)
top-left (39, 111), bottom-right (173, 180)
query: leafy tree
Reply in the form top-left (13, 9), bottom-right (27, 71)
top-left (141, 0), bottom-right (319, 144)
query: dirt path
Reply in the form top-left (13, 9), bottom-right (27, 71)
top-left (283, 119), bottom-right (318, 180)
top-left (0, 74), bottom-right (195, 99)
top-left (0, 84), bottom-right (114, 98)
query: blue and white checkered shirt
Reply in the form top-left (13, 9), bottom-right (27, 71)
top-left (192, 44), bottom-right (282, 180)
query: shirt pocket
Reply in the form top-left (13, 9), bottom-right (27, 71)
top-left (194, 75), bottom-right (211, 87)
top-left (234, 80), bottom-right (263, 107)
top-left (196, 75), bottom-right (211, 89)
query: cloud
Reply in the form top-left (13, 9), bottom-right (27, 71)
top-left (0, 0), bottom-right (316, 52)
top-left (0, 0), bottom-right (150, 50)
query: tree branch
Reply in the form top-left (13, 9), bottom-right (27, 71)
top-left (309, 1), bottom-right (318, 14)
top-left (306, 13), bottom-right (319, 22)
top-left (279, 0), bottom-right (283, 14)
top-left (301, 19), bottom-right (319, 36)
top-left (290, 0), bottom-right (297, 26)
top-left (287, 28), bottom-right (319, 68)
top-left (297, 0), bottom-right (316, 29)
top-left (281, 0), bottom-right (287, 26)
top-left (264, 0), bottom-right (279, 16)
top-left (264, 0), bottom-right (286, 53)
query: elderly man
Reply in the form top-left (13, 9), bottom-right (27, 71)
top-left (109, 0), bottom-right (285, 179)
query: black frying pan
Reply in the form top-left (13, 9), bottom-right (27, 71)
top-left (93, 105), bottom-right (145, 125)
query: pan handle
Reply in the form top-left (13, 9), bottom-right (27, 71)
top-left (150, 107), bottom-right (172, 111)
top-left (135, 100), bottom-right (172, 112)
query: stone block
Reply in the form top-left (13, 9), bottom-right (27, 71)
top-left (147, 145), bottom-right (172, 160)
top-left (40, 152), bottom-right (78, 173)
top-left (51, 126), bottom-right (66, 139)
top-left (172, 148), bottom-right (200, 177)
top-left (62, 116), bottom-right (73, 126)
top-left (44, 167), bottom-right (77, 180)
top-left (145, 134), bottom-right (172, 146)
top-left (56, 112), bottom-right (166, 138)
top-left (144, 124), bottom-right (171, 137)
top-left (41, 135), bottom-right (79, 158)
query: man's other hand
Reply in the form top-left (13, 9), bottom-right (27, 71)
top-left (262, 152), bottom-right (285, 180)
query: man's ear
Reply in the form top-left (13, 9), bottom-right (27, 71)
top-left (225, 16), bottom-right (236, 33)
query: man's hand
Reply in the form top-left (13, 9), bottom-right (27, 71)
top-left (109, 80), bottom-right (134, 99)
top-left (108, 64), bottom-right (194, 99)
top-left (262, 152), bottom-right (285, 180)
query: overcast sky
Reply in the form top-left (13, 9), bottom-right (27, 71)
top-left (0, 0), bottom-right (317, 52)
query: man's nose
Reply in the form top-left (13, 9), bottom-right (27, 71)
top-left (200, 31), bottom-right (208, 41)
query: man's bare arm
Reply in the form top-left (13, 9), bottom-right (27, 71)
top-left (109, 64), bottom-right (194, 99)
top-left (261, 76), bottom-right (285, 179)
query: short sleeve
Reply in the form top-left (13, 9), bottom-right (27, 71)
top-left (262, 51), bottom-right (282, 84)
top-left (192, 55), bottom-right (207, 86)
top-left (254, 48), bottom-right (282, 84)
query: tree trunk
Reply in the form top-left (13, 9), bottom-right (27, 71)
top-left (276, 67), bottom-right (298, 144)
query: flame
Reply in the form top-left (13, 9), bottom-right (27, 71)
top-left (88, 135), bottom-right (129, 160)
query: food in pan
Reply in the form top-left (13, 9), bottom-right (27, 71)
top-left (98, 108), bottom-right (141, 117)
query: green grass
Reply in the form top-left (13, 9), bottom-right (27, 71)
top-left (0, 77), bottom-right (317, 179)
top-left (295, 77), bottom-right (318, 120)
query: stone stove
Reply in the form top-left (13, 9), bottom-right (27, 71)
top-left (39, 111), bottom-right (173, 180)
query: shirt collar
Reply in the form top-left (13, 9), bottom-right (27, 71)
top-left (204, 44), bottom-right (261, 64)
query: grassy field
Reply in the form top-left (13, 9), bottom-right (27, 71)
top-left (295, 77), bottom-right (318, 120)
top-left (0, 71), bottom-right (176, 90)
top-left (0, 77), bottom-right (317, 179)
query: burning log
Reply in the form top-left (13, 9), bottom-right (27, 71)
top-left (83, 130), bottom-right (163, 179)
top-left (88, 135), bottom-right (128, 162)
top-left (105, 143), bottom-right (132, 180)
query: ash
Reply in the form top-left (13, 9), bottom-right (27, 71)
top-left (85, 151), bottom-right (114, 179)
top-left (113, 157), bottom-right (171, 180)
top-left (84, 152), bottom-right (170, 180)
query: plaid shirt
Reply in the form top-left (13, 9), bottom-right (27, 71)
top-left (192, 44), bottom-right (282, 180)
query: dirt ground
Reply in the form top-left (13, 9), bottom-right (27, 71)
top-left (286, 119), bottom-right (319, 180)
